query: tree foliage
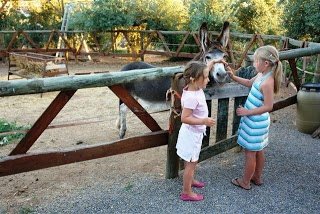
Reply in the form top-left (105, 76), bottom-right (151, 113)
top-left (70, 0), bottom-right (135, 31)
top-left (231, 0), bottom-right (284, 35)
top-left (283, 0), bottom-right (320, 42)
top-left (70, 0), bottom-right (188, 31)
top-left (187, 0), bottom-right (233, 31)
top-left (4, 0), bottom-right (319, 44)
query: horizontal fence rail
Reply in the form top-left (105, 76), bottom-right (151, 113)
top-left (0, 66), bottom-right (183, 96)
top-left (1, 29), bottom-right (319, 61)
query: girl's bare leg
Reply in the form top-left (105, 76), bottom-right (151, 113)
top-left (252, 150), bottom-right (265, 184)
top-left (237, 150), bottom-right (256, 188)
top-left (182, 161), bottom-right (197, 196)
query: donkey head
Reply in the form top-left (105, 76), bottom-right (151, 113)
top-left (197, 21), bottom-right (230, 84)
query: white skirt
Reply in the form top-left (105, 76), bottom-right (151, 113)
top-left (176, 124), bottom-right (204, 162)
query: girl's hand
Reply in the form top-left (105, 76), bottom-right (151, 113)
top-left (203, 117), bottom-right (215, 127)
top-left (236, 106), bottom-right (249, 116)
top-left (207, 59), bottom-right (223, 70)
top-left (227, 69), bottom-right (234, 78)
top-left (222, 60), bottom-right (234, 78)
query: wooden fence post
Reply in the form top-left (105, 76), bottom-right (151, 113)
top-left (202, 100), bottom-right (211, 148)
top-left (166, 72), bottom-right (184, 179)
top-left (216, 98), bottom-right (229, 142)
top-left (166, 114), bottom-right (181, 179)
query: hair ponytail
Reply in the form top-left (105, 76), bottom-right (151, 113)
top-left (273, 60), bottom-right (282, 94)
top-left (254, 45), bottom-right (283, 93)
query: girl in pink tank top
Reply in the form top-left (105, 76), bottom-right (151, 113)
top-left (176, 61), bottom-right (215, 201)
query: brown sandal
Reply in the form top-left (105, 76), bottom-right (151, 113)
top-left (251, 179), bottom-right (263, 186)
top-left (231, 178), bottom-right (251, 190)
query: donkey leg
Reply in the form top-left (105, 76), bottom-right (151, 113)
top-left (118, 103), bottom-right (127, 139)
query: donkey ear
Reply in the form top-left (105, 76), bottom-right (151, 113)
top-left (199, 22), bottom-right (209, 52)
top-left (217, 21), bottom-right (230, 48)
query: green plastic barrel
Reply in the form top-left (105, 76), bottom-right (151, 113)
top-left (296, 83), bottom-right (320, 134)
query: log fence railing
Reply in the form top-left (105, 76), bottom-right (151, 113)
top-left (0, 44), bottom-right (320, 178)
top-left (1, 29), bottom-right (319, 65)
top-left (1, 29), bottom-right (319, 83)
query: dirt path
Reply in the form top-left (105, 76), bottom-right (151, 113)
top-left (0, 56), bottom-right (297, 213)
top-left (0, 55), bottom-right (189, 213)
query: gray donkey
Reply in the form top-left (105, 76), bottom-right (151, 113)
top-left (117, 21), bottom-right (230, 138)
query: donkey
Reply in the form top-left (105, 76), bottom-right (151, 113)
top-left (117, 21), bottom-right (230, 138)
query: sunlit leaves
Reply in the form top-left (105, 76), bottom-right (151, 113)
top-left (283, 0), bottom-right (320, 42)
top-left (232, 0), bottom-right (284, 35)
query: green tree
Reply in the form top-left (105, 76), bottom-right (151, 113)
top-left (283, 0), bottom-right (320, 42)
top-left (232, 0), bottom-right (284, 35)
top-left (142, 0), bottom-right (187, 30)
top-left (70, 0), bottom-right (188, 31)
top-left (187, 0), bottom-right (233, 31)
top-left (26, 0), bottom-right (63, 30)
top-left (70, 0), bottom-right (135, 31)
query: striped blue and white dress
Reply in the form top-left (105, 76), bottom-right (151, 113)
top-left (237, 71), bottom-right (273, 151)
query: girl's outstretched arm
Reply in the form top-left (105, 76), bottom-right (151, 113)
top-left (223, 61), bottom-right (257, 88)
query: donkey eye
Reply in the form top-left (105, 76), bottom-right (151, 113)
top-left (205, 56), bottom-right (211, 60)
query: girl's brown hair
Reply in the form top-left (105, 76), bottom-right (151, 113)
top-left (254, 45), bottom-right (283, 94)
top-left (183, 61), bottom-right (207, 86)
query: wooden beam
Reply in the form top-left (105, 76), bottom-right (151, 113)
top-left (271, 94), bottom-right (297, 112)
top-left (142, 50), bottom-right (195, 58)
top-left (175, 32), bottom-right (190, 57)
top-left (0, 130), bottom-right (168, 177)
top-left (6, 31), bottom-right (19, 51)
top-left (21, 31), bottom-right (39, 50)
top-left (121, 31), bottom-right (136, 55)
top-left (192, 33), bottom-right (200, 47)
top-left (280, 46), bottom-right (320, 60)
top-left (0, 66), bottom-right (183, 97)
top-left (204, 82), bottom-right (250, 99)
top-left (202, 100), bottom-right (212, 147)
top-left (109, 85), bottom-right (162, 132)
top-left (45, 30), bottom-right (55, 50)
top-left (166, 115), bottom-right (181, 179)
top-left (246, 46), bottom-right (320, 62)
top-left (139, 32), bottom-right (157, 56)
top-left (0, 0), bottom-right (8, 13)
top-left (1, 48), bottom-right (73, 55)
top-left (156, 31), bottom-right (172, 55)
top-left (237, 34), bottom-right (257, 68)
top-left (216, 98), bottom-right (229, 142)
top-left (199, 135), bottom-right (238, 162)
top-left (9, 90), bottom-right (76, 155)
top-left (288, 59), bottom-right (301, 90)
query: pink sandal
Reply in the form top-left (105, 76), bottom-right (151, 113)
top-left (180, 193), bottom-right (204, 201)
top-left (192, 181), bottom-right (205, 188)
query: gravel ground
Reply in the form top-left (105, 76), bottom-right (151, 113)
top-left (14, 106), bottom-right (320, 213)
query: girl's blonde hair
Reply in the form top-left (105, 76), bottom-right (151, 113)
top-left (254, 45), bottom-right (283, 94)
top-left (183, 61), bottom-right (207, 85)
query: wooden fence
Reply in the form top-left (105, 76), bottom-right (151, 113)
top-left (1, 29), bottom-right (319, 64)
top-left (1, 29), bottom-right (319, 83)
top-left (0, 44), bottom-right (320, 178)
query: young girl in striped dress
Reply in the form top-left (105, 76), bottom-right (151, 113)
top-left (226, 45), bottom-right (283, 190)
